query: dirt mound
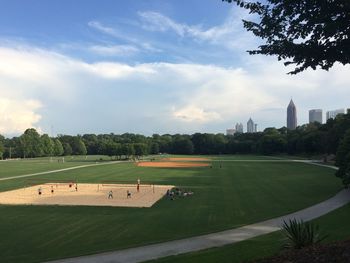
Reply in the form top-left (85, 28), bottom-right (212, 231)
top-left (252, 239), bottom-right (350, 263)
top-left (137, 161), bottom-right (210, 168)
top-left (162, 157), bottom-right (211, 161)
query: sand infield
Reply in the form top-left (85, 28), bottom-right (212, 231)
top-left (137, 157), bottom-right (211, 168)
top-left (0, 183), bottom-right (174, 208)
top-left (137, 162), bottom-right (210, 168)
top-left (162, 157), bottom-right (211, 161)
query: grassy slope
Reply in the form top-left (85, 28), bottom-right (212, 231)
top-left (148, 203), bottom-right (350, 263)
top-left (0, 157), bottom-right (342, 262)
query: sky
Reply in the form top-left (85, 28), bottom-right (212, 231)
top-left (0, 0), bottom-right (349, 137)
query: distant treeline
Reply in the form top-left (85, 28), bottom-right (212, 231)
top-left (1, 112), bottom-right (350, 185)
top-left (0, 112), bottom-right (350, 159)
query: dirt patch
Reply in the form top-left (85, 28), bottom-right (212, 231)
top-left (137, 161), bottom-right (210, 168)
top-left (0, 183), bottom-right (174, 208)
top-left (162, 157), bottom-right (211, 161)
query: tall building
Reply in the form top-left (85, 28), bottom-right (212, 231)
top-left (235, 123), bottom-right (243, 133)
top-left (247, 118), bottom-right (255, 133)
top-left (254, 124), bottom-right (258, 133)
top-left (226, 128), bottom-right (236, 136)
top-left (309, 109), bottom-right (323, 124)
top-left (287, 99), bottom-right (297, 130)
top-left (326, 109), bottom-right (345, 120)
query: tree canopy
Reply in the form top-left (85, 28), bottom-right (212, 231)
top-left (224, 0), bottom-right (350, 74)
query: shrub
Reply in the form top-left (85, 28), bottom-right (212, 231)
top-left (282, 219), bottom-right (327, 249)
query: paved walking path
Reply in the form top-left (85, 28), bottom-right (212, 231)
top-left (0, 161), bottom-right (124, 182)
top-left (49, 164), bottom-right (350, 263)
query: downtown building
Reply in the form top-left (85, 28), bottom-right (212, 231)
top-left (309, 109), bottom-right (322, 124)
top-left (235, 123), bottom-right (244, 133)
top-left (287, 99), bottom-right (297, 130)
top-left (247, 118), bottom-right (257, 133)
top-left (326, 109), bottom-right (345, 120)
top-left (226, 128), bottom-right (236, 136)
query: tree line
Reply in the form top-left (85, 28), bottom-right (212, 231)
top-left (0, 111), bottom-right (349, 185)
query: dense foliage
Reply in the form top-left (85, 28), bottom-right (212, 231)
top-left (224, 0), bottom-right (350, 74)
top-left (282, 219), bottom-right (326, 249)
top-left (1, 111), bottom-right (350, 185)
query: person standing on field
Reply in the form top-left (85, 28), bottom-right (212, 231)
top-left (137, 178), bottom-right (140, 192)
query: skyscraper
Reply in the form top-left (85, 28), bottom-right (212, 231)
top-left (235, 123), bottom-right (243, 133)
top-left (309, 109), bottom-right (323, 124)
top-left (326, 109), bottom-right (345, 120)
top-left (247, 118), bottom-right (255, 133)
top-left (287, 99), bottom-right (297, 130)
top-left (226, 128), bottom-right (236, 136)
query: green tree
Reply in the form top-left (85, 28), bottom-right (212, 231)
top-left (70, 137), bottom-right (87, 155)
top-left (0, 134), bottom-right (5, 159)
top-left (105, 142), bottom-right (122, 159)
top-left (172, 138), bottom-right (194, 154)
top-left (41, 134), bottom-right (54, 157)
top-left (150, 142), bottom-right (160, 154)
top-left (121, 144), bottom-right (135, 159)
top-left (259, 128), bottom-right (286, 154)
top-left (19, 128), bottom-right (43, 158)
top-left (133, 143), bottom-right (148, 158)
top-left (82, 134), bottom-right (99, 154)
top-left (53, 139), bottom-right (64, 156)
top-left (335, 129), bottom-right (350, 187)
top-left (63, 143), bottom-right (73, 156)
top-left (224, 0), bottom-right (350, 74)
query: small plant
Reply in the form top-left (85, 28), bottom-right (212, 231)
top-left (282, 218), bottom-right (327, 249)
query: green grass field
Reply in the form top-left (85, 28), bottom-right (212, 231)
top-left (0, 156), bottom-right (343, 262)
top-left (148, 203), bottom-right (350, 263)
top-left (0, 155), bottom-right (113, 179)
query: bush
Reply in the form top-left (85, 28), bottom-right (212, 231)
top-left (282, 219), bottom-right (327, 249)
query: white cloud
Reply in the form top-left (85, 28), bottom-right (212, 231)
top-left (88, 20), bottom-right (160, 53)
top-left (138, 11), bottom-right (186, 36)
top-left (84, 62), bottom-right (156, 78)
top-left (88, 21), bottom-right (138, 43)
top-left (173, 105), bottom-right (221, 123)
top-left (0, 98), bottom-right (42, 134)
top-left (89, 45), bottom-right (139, 56)
top-left (173, 106), bottom-right (221, 123)
top-left (137, 9), bottom-right (256, 50)
top-left (0, 44), bottom-right (349, 135)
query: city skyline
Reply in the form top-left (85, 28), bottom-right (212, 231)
top-left (0, 0), bottom-right (350, 136)
top-left (226, 103), bottom-right (348, 135)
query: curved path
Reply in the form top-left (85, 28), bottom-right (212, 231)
top-left (0, 161), bottom-right (124, 182)
top-left (48, 162), bottom-right (350, 263)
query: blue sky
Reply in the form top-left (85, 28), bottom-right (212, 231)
top-left (0, 0), bottom-right (349, 136)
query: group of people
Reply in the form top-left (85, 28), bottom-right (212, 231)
top-left (107, 178), bottom-right (140, 200)
top-left (166, 188), bottom-right (194, 200)
top-left (107, 190), bottom-right (132, 199)
top-left (37, 183), bottom-right (78, 196)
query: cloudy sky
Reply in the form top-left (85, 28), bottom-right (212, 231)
top-left (0, 0), bottom-right (349, 137)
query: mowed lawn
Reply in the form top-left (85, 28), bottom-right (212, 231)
top-left (0, 155), bottom-right (112, 179)
top-left (148, 203), bottom-right (350, 263)
top-left (0, 157), bottom-right (342, 262)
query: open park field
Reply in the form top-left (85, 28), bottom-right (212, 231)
top-left (0, 155), bottom-right (344, 262)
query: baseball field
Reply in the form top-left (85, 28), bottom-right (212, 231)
top-left (0, 155), bottom-right (343, 262)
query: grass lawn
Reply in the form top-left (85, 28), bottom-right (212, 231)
top-left (0, 155), bottom-right (113, 179)
top-left (0, 156), bottom-right (343, 262)
top-left (147, 203), bottom-right (350, 263)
